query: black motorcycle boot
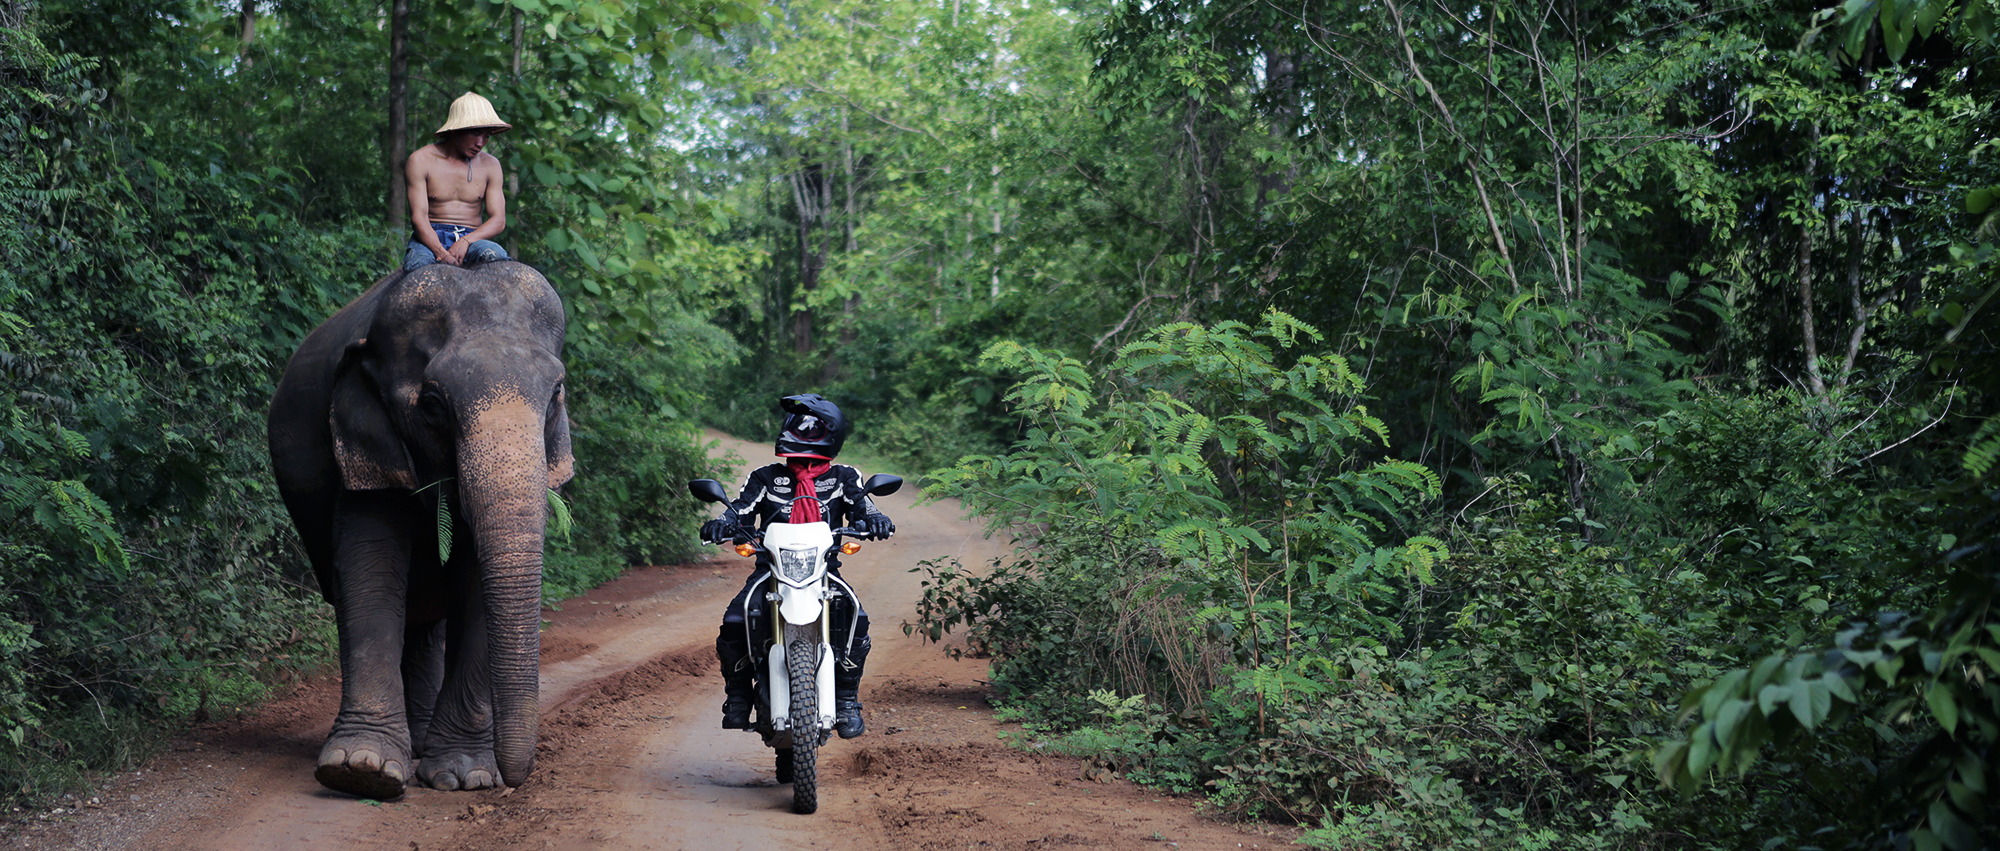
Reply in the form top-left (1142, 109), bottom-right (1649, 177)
top-left (717, 632), bottom-right (756, 730)
top-left (833, 635), bottom-right (870, 739)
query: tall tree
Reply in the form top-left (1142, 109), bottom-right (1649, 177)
top-left (387, 0), bottom-right (411, 244)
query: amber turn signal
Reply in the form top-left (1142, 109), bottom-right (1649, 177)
top-left (734, 543), bottom-right (757, 557)
top-left (840, 541), bottom-right (862, 555)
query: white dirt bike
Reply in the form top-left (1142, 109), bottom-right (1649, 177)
top-left (688, 474), bottom-right (901, 814)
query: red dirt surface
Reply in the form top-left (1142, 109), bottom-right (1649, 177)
top-left (0, 432), bottom-right (1288, 851)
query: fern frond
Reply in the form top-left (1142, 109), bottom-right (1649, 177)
top-left (547, 488), bottom-right (574, 543)
top-left (1393, 535), bottom-right (1449, 585)
top-left (1966, 416), bottom-right (2000, 479)
top-left (435, 489), bottom-right (453, 563)
top-left (45, 479), bottom-right (129, 573)
top-left (54, 425), bottom-right (89, 459)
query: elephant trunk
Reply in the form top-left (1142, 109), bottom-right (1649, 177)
top-left (456, 395), bottom-right (550, 787)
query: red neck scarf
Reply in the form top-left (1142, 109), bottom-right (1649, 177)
top-left (786, 458), bottom-right (832, 522)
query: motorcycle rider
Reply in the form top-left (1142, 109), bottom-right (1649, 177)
top-left (700, 394), bottom-right (895, 739)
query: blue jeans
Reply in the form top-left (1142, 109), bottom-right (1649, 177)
top-left (403, 224), bottom-right (509, 270)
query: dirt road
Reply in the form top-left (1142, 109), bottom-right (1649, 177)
top-left (3, 432), bottom-right (1282, 851)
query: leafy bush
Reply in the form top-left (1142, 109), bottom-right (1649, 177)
top-left (921, 311), bottom-right (1445, 710)
top-left (1659, 482), bottom-right (2000, 851)
top-left (914, 311), bottom-right (1953, 847)
top-left (1634, 388), bottom-right (1946, 641)
top-left (556, 310), bottom-right (739, 586)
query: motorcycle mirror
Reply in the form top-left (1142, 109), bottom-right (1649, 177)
top-left (688, 479), bottom-right (729, 503)
top-left (862, 473), bottom-right (903, 497)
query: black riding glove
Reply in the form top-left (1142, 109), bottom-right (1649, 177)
top-left (854, 513), bottom-right (895, 539)
top-left (700, 513), bottom-right (741, 545)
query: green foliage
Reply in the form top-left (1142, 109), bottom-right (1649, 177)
top-left (923, 311), bottom-right (1443, 706)
top-left (1659, 485), bottom-right (2000, 850)
top-left (1966, 417), bottom-right (2000, 479)
top-left (559, 311), bottom-right (738, 571)
top-left (0, 17), bottom-right (358, 802)
top-left (1630, 388), bottom-right (1949, 660)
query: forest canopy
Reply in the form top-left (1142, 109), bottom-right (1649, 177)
top-left (4, 0), bottom-right (2000, 846)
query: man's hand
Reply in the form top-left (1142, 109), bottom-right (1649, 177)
top-left (440, 240), bottom-right (470, 266)
top-left (853, 513), bottom-right (895, 540)
top-left (700, 512), bottom-right (742, 545)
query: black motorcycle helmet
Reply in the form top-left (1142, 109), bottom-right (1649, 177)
top-left (775, 394), bottom-right (850, 460)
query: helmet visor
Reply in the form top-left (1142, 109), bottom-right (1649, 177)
top-left (785, 415), bottom-right (830, 443)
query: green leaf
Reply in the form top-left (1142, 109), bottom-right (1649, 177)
top-left (1714, 699), bottom-right (1753, 750)
top-left (435, 489), bottom-right (453, 563)
top-left (1928, 799), bottom-right (1980, 850)
top-left (1788, 679), bottom-right (1831, 731)
top-left (1687, 723), bottom-right (1719, 776)
top-left (1968, 187), bottom-right (1998, 214)
top-left (1926, 680), bottom-right (1960, 734)
top-left (1758, 683), bottom-right (1793, 717)
top-left (547, 489), bottom-right (574, 542)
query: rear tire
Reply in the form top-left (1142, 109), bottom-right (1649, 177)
top-left (786, 638), bottom-right (820, 814)
top-left (775, 747), bottom-right (795, 784)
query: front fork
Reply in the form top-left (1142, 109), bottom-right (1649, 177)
top-left (766, 589), bottom-right (835, 732)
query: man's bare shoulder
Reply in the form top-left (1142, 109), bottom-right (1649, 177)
top-left (406, 143), bottom-right (454, 171)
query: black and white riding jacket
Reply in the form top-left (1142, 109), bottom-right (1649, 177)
top-left (722, 462), bottom-right (884, 531)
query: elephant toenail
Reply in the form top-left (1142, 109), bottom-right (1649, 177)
top-left (468, 770), bottom-right (492, 787)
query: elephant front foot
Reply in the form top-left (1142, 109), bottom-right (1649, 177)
top-left (315, 732), bottom-right (412, 799)
top-left (418, 750), bottom-right (502, 791)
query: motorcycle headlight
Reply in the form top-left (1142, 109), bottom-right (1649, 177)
top-left (777, 547), bottom-right (819, 582)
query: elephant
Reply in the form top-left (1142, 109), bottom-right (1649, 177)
top-left (266, 260), bottom-right (572, 798)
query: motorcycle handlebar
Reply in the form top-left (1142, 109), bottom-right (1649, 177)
top-left (705, 527), bottom-right (884, 547)
top-left (831, 527), bottom-right (885, 540)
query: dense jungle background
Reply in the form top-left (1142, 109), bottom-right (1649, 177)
top-left (5, 0), bottom-right (2000, 846)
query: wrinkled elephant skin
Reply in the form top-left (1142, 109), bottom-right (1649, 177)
top-left (267, 261), bottom-right (572, 797)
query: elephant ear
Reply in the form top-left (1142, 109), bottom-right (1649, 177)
top-left (330, 340), bottom-right (418, 490)
top-left (545, 384), bottom-right (575, 488)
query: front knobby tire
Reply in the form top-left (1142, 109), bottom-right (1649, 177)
top-left (785, 637), bottom-right (820, 814)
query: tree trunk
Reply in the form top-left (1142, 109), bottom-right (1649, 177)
top-left (507, 8), bottom-right (524, 201)
top-left (1256, 49), bottom-right (1297, 212)
top-left (788, 161), bottom-right (828, 356)
top-left (512, 8), bottom-right (525, 77)
top-left (1798, 218), bottom-right (1824, 397)
top-left (1840, 210), bottom-right (1886, 387)
top-left (387, 0), bottom-right (411, 250)
top-left (1799, 128), bottom-right (1825, 398)
top-left (832, 121), bottom-right (858, 382)
top-left (238, 0), bottom-right (257, 66)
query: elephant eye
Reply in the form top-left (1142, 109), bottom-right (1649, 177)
top-left (419, 390), bottom-right (450, 425)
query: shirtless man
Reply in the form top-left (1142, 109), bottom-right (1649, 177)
top-left (403, 92), bottom-right (512, 271)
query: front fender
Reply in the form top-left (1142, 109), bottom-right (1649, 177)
top-left (778, 586), bottom-right (824, 625)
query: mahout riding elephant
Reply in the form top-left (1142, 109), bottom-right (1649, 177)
top-left (267, 260), bottom-right (572, 798)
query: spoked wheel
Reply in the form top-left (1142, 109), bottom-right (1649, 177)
top-left (785, 637), bottom-right (821, 814)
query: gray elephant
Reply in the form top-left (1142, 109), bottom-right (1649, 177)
top-left (267, 260), bottom-right (572, 798)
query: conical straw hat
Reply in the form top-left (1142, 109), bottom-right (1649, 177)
top-left (434, 92), bottom-right (512, 136)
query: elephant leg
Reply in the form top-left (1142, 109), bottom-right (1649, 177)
top-left (402, 619), bottom-right (447, 755)
top-left (316, 491), bottom-right (418, 799)
top-left (416, 560), bottom-right (501, 791)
